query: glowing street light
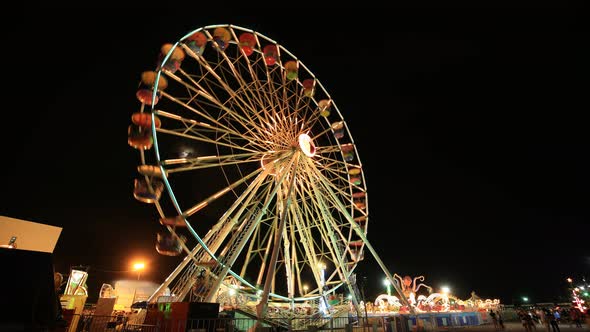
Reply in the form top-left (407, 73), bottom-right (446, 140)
top-left (567, 278), bottom-right (573, 283)
top-left (441, 286), bottom-right (451, 294)
top-left (383, 278), bottom-right (391, 296)
top-left (303, 284), bottom-right (309, 295)
top-left (522, 297), bottom-right (529, 302)
top-left (318, 262), bottom-right (326, 286)
top-left (133, 262), bottom-right (146, 280)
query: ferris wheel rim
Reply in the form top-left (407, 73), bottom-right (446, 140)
top-left (135, 23), bottom-right (370, 304)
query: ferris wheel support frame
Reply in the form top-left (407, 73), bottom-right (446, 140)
top-left (130, 23), bottom-right (412, 319)
top-left (256, 152), bottom-right (300, 320)
top-left (316, 163), bottom-right (413, 312)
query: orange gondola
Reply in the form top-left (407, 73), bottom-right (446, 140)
top-left (186, 31), bottom-right (207, 55)
top-left (213, 27), bottom-right (231, 51)
top-left (354, 215), bottom-right (367, 227)
top-left (284, 61), bottom-right (298, 80)
top-left (161, 43), bottom-right (185, 61)
top-left (349, 240), bottom-right (364, 247)
top-left (317, 99), bottom-right (331, 117)
top-left (348, 166), bottom-right (362, 185)
top-left (160, 216), bottom-right (187, 227)
top-left (131, 112), bottom-right (161, 128)
top-left (141, 71), bottom-right (168, 90)
top-left (135, 89), bottom-right (159, 106)
top-left (352, 191), bottom-right (366, 210)
top-left (332, 121), bottom-right (344, 139)
top-left (137, 165), bottom-right (164, 178)
top-left (159, 43), bottom-right (185, 73)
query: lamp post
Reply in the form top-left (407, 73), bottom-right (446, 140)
top-left (131, 261), bottom-right (146, 307)
top-left (383, 278), bottom-right (391, 296)
top-left (133, 262), bottom-right (145, 280)
top-left (318, 262), bottom-right (326, 286)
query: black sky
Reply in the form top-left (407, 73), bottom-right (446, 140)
top-left (1, 5), bottom-right (588, 305)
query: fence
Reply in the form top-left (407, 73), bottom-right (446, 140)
top-left (64, 312), bottom-right (484, 332)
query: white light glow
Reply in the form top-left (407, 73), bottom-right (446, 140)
top-left (298, 134), bottom-right (316, 157)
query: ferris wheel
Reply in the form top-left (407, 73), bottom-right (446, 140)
top-left (128, 24), bottom-right (406, 319)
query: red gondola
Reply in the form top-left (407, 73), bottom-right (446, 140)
top-left (302, 79), bottom-right (315, 97)
top-left (263, 45), bottom-right (278, 66)
top-left (239, 32), bottom-right (256, 56)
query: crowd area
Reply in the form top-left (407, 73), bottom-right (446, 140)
top-left (488, 306), bottom-right (587, 332)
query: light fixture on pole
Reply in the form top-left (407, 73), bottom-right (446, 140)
top-left (133, 262), bottom-right (145, 280)
top-left (318, 262), bottom-right (326, 286)
top-left (383, 278), bottom-right (391, 296)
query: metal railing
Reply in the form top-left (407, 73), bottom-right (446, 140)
top-left (64, 311), bottom-right (484, 332)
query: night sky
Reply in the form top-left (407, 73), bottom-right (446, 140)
top-left (1, 5), bottom-right (588, 305)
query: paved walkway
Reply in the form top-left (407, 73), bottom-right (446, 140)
top-left (450, 321), bottom-right (589, 332)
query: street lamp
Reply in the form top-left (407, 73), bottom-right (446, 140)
top-left (441, 286), bottom-right (450, 295)
top-left (522, 296), bottom-right (529, 303)
top-left (318, 262), bottom-right (326, 286)
top-left (383, 278), bottom-right (391, 296)
top-left (133, 262), bottom-right (145, 280)
top-left (303, 284), bottom-right (309, 295)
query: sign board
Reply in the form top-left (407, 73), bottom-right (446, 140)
top-left (0, 215), bottom-right (62, 253)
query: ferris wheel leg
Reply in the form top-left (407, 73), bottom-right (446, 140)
top-left (317, 174), bottom-right (414, 313)
top-left (255, 162), bottom-right (299, 324)
top-left (355, 233), bottom-right (414, 313)
top-left (147, 239), bottom-right (202, 303)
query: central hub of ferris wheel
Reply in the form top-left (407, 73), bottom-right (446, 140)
top-left (298, 133), bottom-right (316, 157)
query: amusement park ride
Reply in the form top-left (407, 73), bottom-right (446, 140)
top-left (126, 24), bottom-right (499, 323)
